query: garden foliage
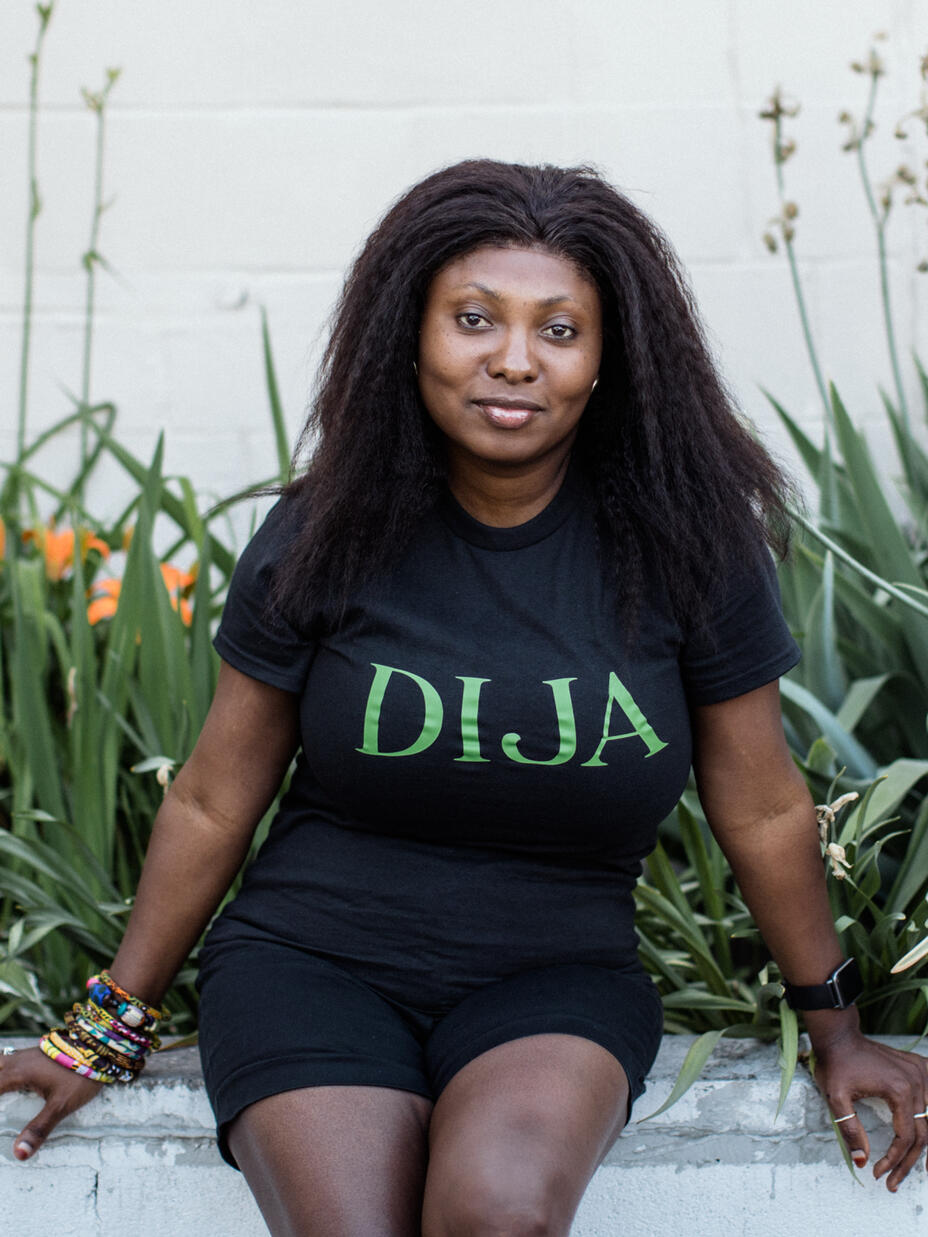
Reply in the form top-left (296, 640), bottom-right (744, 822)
top-left (0, 390), bottom-right (288, 1034)
top-left (633, 39), bottom-right (928, 1108)
top-left (0, 8), bottom-right (289, 1034)
top-left (1, 14), bottom-right (927, 1129)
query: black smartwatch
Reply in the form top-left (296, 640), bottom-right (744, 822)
top-left (781, 957), bottom-right (863, 1011)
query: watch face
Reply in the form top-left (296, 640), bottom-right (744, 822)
top-left (832, 958), bottom-right (863, 1008)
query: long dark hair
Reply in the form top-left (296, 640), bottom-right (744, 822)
top-left (273, 159), bottom-right (792, 632)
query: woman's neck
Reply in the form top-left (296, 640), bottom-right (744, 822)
top-left (448, 453), bottom-right (571, 527)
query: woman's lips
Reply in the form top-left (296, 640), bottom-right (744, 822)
top-left (473, 399), bottom-right (541, 429)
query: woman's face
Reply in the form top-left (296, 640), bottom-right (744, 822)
top-left (417, 245), bottom-right (603, 482)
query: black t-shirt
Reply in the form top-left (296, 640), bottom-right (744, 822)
top-left (206, 470), bottom-right (799, 1012)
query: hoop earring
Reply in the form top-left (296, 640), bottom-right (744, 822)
top-left (413, 361), bottom-right (419, 377)
top-left (590, 377), bottom-right (599, 393)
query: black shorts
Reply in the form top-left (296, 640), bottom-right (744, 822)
top-left (196, 934), bottom-right (664, 1169)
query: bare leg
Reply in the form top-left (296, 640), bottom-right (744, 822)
top-left (227, 1085), bottom-right (433, 1237)
top-left (422, 1034), bottom-right (630, 1237)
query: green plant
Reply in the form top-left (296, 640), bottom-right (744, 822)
top-left (635, 37), bottom-right (928, 1119)
top-left (0, 6), bottom-right (290, 1031)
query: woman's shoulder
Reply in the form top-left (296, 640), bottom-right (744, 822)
top-left (237, 482), bottom-right (312, 563)
top-left (214, 487), bottom-right (317, 691)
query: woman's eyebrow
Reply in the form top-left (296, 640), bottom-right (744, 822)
top-left (454, 282), bottom-right (577, 307)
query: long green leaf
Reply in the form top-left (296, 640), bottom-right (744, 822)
top-left (856, 760), bottom-right (928, 838)
top-left (803, 551), bottom-right (847, 710)
top-left (884, 393), bottom-right (928, 524)
top-left (792, 512), bottom-right (928, 622)
top-left (637, 1030), bottom-right (726, 1120)
top-left (836, 675), bottom-right (890, 732)
top-left (677, 805), bottom-right (732, 972)
top-left (888, 793), bottom-right (928, 913)
top-left (81, 416), bottom-right (236, 578)
top-left (764, 393), bottom-right (856, 527)
top-left (636, 1024), bottom-right (774, 1121)
top-left (661, 992), bottom-right (756, 1013)
top-left (775, 1000), bottom-right (799, 1118)
top-left (829, 387), bottom-right (922, 588)
top-left (779, 678), bottom-right (877, 779)
top-left (7, 557), bottom-right (65, 821)
top-left (261, 307), bottom-right (292, 484)
top-left (634, 883), bottom-right (731, 996)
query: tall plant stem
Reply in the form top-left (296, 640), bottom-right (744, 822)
top-left (80, 114), bottom-right (105, 466)
top-left (80, 72), bottom-right (119, 479)
top-left (17, 5), bottom-right (55, 475)
top-left (856, 69), bottom-right (910, 427)
top-left (773, 114), bottom-right (831, 420)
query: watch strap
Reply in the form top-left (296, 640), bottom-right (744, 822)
top-left (781, 957), bottom-right (863, 1011)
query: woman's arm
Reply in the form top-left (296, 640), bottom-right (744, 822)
top-left (109, 660), bottom-right (300, 1002)
top-left (0, 660), bottom-right (300, 1159)
top-left (692, 680), bottom-right (928, 1192)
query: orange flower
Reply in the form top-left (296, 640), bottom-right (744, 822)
top-left (175, 597), bottom-right (193, 626)
top-left (24, 525), bottom-right (74, 582)
top-left (85, 562), bottom-right (197, 628)
top-left (160, 561), bottom-right (197, 626)
top-left (79, 528), bottom-right (110, 561)
top-left (23, 521), bottom-right (110, 582)
top-left (87, 577), bottom-right (122, 625)
top-left (159, 562), bottom-right (197, 594)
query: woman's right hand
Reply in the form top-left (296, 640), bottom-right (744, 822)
top-left (0, 1047), bottom-right (103, 1160)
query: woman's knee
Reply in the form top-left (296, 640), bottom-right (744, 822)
top-left (423, 1162), bottom-right (571, 1237)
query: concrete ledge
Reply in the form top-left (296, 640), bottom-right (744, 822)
top-left (1, 1035), bottom-right (926, 1235)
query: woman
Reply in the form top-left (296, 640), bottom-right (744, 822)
top-left (2, 160), bottom-right (927, 1233)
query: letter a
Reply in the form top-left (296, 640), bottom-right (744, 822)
top-left (581, 672), bottom-right (667, 766)
top-left (356, 663), bottom-right (443, 757)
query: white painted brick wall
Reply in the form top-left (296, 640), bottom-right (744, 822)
top-left (3, 1036), bottom-right (927, 1235)
top-left (2, 0), bottom-right (927, 530)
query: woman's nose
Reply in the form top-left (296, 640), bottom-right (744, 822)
top-left (487, 328), bottom-right (537, 383)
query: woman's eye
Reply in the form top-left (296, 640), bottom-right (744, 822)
top-left (543, 323), bottom-right (577, 340)
top-left (457, 312), bottom-right (489, 329)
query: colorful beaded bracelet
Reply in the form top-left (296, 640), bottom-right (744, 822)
top-left (76, 999), bottom-right (158, 1049)
top-left (65, 1019), bottom-right (145, 1071)
top-left (39, 1033), bottom-right (111, 1083)
top-left (48, 1028), bottom-right (140, 1083)
top-left (68, 1004), bottom-right (157, 1054)
top-left (39, 972), bottom-right (166, 1086)
top-left (88, 971), bottom-right (168, 1029)
top-left (39, 1031), bottom-right (136, 1084)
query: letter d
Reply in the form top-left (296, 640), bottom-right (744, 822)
top-left (356, 663), bottom-right (443, 757)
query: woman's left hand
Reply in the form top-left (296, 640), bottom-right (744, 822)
top-left (812, 1025), bottom-right (928, 1191)
top-left (691, 686), bottom-right (928, 1191)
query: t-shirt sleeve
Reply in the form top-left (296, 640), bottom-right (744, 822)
top-left (213, 498), bottom-right (315, 694)
top-left (680, 546), bottom-right (800, 706)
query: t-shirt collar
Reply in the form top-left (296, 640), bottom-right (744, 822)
top-left (437, 462), bottom-right (582, 550)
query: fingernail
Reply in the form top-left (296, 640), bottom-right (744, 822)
top-left (852, 1152), bottom-right (866, 1166)
top-left (14, 1140), bottom-right (34, 1159)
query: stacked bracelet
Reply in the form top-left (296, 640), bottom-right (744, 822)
top-left (38, 971), bottom-right (169, 1085)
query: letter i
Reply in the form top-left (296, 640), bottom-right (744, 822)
top-left (455, 676), bottom-right (490, 762)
